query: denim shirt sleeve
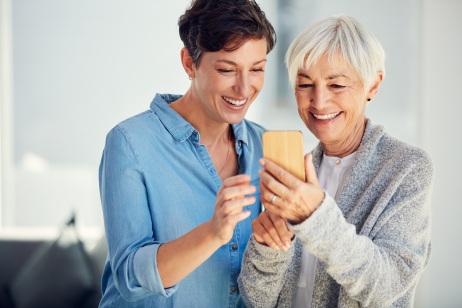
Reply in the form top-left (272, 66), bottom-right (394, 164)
top-left (99, 126), bottom-right (178, 301)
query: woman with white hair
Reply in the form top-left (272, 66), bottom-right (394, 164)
top-left (237, 14), bottom-right (433, 307)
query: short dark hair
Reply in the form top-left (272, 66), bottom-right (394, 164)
top-left (178, 0), bottom-right (276, 65)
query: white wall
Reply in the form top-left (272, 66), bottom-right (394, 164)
top-left (7, 0), bottom-right (193, 227)
top-left (417, 0), bottom-right (462, 306)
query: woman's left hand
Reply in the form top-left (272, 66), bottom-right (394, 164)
top-left (252, 211), bottom-right (294, 251)
top-left (260, 153), bottom-right (325, 225)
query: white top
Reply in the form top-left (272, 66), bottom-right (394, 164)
top-left (292, 152), bottom-right (356, 307)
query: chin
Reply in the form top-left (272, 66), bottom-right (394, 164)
top-left (228, 115), bottom-right (246, 124)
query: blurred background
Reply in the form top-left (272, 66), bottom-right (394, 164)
top-left (0, 0), bottom-right (461, 306)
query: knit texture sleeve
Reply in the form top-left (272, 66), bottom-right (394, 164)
top-left (237, 235), bottom-right (304, 308)
top-left (293, 147), bottom-right (433, 307)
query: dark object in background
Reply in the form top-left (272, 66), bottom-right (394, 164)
top-left (2, 213), bottom-right (100, 308)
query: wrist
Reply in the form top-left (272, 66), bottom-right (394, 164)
top-left (202, 220), bottom-right (229, 247)
top-left (289, 189), bottom-right (325, 225)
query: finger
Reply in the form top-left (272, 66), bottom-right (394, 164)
top-left (260, 200), bottom-right (287, 225)
top-left (261, 190), bottom-right (276, 206)
top-left (259, 179), bottom-right (276, 205)
top-left (260, 190), bottom-right (285, 213)
top-left (256, 212), bottom-right (291, 251)
top-left (252, 216), bottom-right (280, 250)
top-left (304, 153), bottom-right (320, 187)
top-left (252, 220), bottom-right (270, 246)
top-left (268, 213), bottom-right (293, 249)
top-left (259, 177), bottom-right (288, 218)
top-left (259, 169), bottom-right (290, 202)
top-left (259, 158), bottom-right (300, 189)
top-left (221, 183), bottom-right (256, 202)
top-left (224, 210), bottom-right (252, 226)
top-left (221, 195), bottom-right (256, 216)
top-left (222, 174), bottom-right (251, 187)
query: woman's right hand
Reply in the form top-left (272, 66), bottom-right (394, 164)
top-left (211, 174), bottom-right (257, 244)
top-left (157, 174), bottom-right (256, 288)
top-left (252, 211), bottom-right (294, 251)
top-left (259, 153), bottom-right (324, 225)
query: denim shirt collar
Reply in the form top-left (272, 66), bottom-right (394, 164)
top-left (150, 93), bottom-right (250, 146)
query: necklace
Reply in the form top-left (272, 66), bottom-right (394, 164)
top-left (217, 128), bottom-right (231, 175)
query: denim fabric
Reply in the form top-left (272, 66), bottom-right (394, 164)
top-left (99, 93), bottom-right (264, 307)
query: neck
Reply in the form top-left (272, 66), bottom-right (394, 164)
top-left (322, 119), bottom-right (366, 158)
top-left (170, 90), bottom-right (231, 146)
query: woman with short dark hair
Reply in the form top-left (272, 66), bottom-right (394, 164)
top-left (98, 0), bottom-right (276, 306)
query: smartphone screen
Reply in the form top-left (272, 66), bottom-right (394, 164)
top-left (262, 130), bottom-right (305, 181)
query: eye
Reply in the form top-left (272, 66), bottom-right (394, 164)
top-left (297, 83), bottom-right (313, 89)
top-left (217, 68), bottom-right (235, 74)
top-left (331, 84), bottom-right (345, 89)
top-left (251, 67), bottom-right (264, 73)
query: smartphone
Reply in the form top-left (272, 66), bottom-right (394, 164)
top-left (262, 130), bottom-right (305, 181)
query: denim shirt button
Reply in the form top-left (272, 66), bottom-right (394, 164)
top-left (231, 244), bottom-right (238, 251)
top-left (238, 141), bottom-right (242, 147)
top-left (231, 286), bottom-right (237, 293)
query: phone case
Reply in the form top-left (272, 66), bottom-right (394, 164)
top-left (262, 130), bottom-right (305, 181)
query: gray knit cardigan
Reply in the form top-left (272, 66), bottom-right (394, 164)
top-left (237, 120), bottom-right (433, 307)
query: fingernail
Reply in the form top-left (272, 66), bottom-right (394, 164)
top-left (259, 158), bottom-right (265, 166)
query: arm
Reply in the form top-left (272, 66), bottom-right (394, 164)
top-left (238, 235), bottom-right (301, 308)
top-left (260, 150), bottom-right (433, 306)
top-left (238, 153), bottom-right (321, 307)
top-left (294, 155), bottom-right (433, 306)
top-left (100, 126), bottom-right (256, 300)
top-left (157, 175), bottom-right (256, 288)
top-left (238, 211), bottom-right (301, 307)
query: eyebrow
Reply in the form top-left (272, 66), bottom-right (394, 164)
top-left (327, 73), bottom-right (351, 80)
top-left (217, 59), bottom-right (267, 66)
top-left (298, 72), bottom-right (310, 79)
top-left (297, 72), bottom-right (351, 81)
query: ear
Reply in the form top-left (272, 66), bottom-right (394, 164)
top-left (366, 71), bottom-right (384, 101)
top-left (180, 47), bottom-right (195, 79)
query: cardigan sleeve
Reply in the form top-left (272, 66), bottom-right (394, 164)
top-left (237, 235), bottom-right (304, 308)
top-left (293, 150), bottom-right (434, 307)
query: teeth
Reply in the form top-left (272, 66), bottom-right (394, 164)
top-left (313, 112), bottom-right (340, 120)
top-left (223, 96), bottom-right (246, 106)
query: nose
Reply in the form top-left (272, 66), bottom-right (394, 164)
top-left (310, 86), bottom-right (328, 109)
top-left (233, 72), bottom-right (253, 97)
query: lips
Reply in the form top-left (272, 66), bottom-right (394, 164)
top-left (223, 96), bottom-right (247, 107)
top-left (312, 112), bottom-right (341, 120)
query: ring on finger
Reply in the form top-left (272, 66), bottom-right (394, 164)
top-left (270, 194), bottom-right (278, 204)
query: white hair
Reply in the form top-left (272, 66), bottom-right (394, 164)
top-left (285, 14), bottom-right (385, 91)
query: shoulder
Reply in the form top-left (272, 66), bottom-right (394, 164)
top-left (363, 120), bottom-right (433, 175)
top-left (104, 110), bottom-right (155, 140)
top-left (359, 129), bottom-right (435, 196)
top-left (380, 132), bottom-right (433, 174)
top-left (119, 109), bottom-right (155, 128)
top-left (107, 93), bottom-right (179, 139)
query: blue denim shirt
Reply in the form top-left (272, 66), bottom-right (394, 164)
top-left (99, 93), bottom-right (264, 307)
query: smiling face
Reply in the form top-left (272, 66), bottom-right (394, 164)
top-left (295, 53), bottom-right (381, 157)
top-left (188, 38), bottom-right (268, 125)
